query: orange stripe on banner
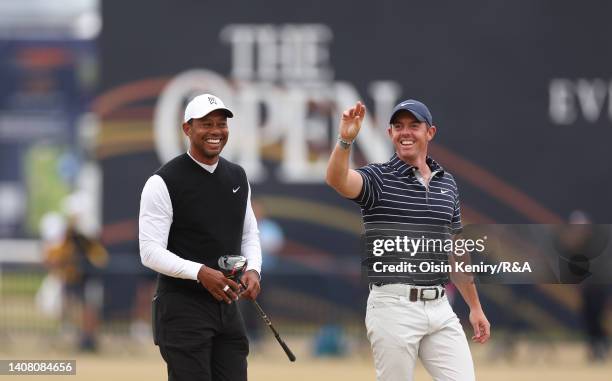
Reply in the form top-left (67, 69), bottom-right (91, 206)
top-left (430, 143), bottom-right (563, 223)
top-left (96, 141), bottom-right (155, 159)
top-left (92, 77), bottom-right (170, 118)
top-left (101, 219), bottom-right (138, 246)
top-left (282, 241), bottom-right (338, 272)
top-left (461, 204), bottom-right (496, 224)
top-left (102, 106), bottom-right (155, 120)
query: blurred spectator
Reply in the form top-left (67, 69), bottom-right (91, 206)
top-left (569, 211), bottom-right (610, 361)
top-left (558, 210), bottom-right (610, 361)
top-left (582, 283), bottom-right (609, 361)
top-left (131, 242), bottom-right (157, 344)
top-left (313, 324), bottom-right (347, 357)
top-left (253, 200), bottom-right (284, 272)
top-left (41, 193), bottom-right (108, 352)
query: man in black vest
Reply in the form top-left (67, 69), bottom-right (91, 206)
top-left (139, 93), bottom-right (262, 381)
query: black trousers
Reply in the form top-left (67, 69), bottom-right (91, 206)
top-left (152, 291), bottom-right (249, 381)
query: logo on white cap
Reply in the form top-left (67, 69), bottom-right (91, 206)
top-left (183, 93), bottom-right (233, 123)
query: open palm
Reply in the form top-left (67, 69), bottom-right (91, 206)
top-left (339, 101), bottom-right (366, 141)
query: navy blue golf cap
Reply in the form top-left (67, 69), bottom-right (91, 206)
top-left (389, 99), bottom-right (433, 126)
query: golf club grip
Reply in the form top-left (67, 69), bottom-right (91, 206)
top-left (276, 335), bottom-right (296, 362)
top-left (251, 300), bottom-right (296, 361)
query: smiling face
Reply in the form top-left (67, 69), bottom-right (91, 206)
top-left (388, 110), bottom-right (436, 164)
top-left (182, 109), bottom-right (229, 164)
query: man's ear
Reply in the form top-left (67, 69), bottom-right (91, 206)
top-left (182, 122), bottom-right (191, 137)
top-left (427, 125), bottom-right (437, 141)
top-left (387, 126), bottom-right (392, 138)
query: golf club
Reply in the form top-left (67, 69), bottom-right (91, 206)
top-left (218, 255), bottom-right (296, 362)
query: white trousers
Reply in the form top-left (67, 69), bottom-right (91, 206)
top-left (365, 284), bottom-right (475, 381)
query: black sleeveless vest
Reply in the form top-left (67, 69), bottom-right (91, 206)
top-left (155, 154), bottom-right (248, 294)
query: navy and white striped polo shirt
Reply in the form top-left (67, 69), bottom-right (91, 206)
top-left (353, 153), bottom-right (462, 285)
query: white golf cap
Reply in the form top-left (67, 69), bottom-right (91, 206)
top-left (183, 93), bottom-right (233, 123)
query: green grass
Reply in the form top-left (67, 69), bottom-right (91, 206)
top-left (0, 272), bottom-right (46, 295)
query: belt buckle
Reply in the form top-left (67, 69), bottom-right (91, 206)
top-left (420, 288), bottom-right (438, 301)
top-left (369, 282), bottom-right (383, 291)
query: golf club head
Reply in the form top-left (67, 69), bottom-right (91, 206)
top-left (217, 255), bottom-right (248, 280)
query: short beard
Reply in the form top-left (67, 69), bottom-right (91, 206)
top-left (202, 149), bottom-right (219, 158)
top-left (190, 144), bottom-right (223, 162)
top-left (200, 142), bottom-right (225, 158)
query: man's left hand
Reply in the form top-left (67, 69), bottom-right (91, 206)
top-left (240, 270), bottom-right (261, 300)
top-left (469, 307), bottom-right (491, 344)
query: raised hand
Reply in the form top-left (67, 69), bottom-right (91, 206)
top-left (339, 101), bottom-right (366, 142)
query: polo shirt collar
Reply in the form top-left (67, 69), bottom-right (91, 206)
top-left (386, 153), bottom-right (445, 177)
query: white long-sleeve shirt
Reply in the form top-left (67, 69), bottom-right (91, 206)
top-left (139, 152), bottom-right (262, 281)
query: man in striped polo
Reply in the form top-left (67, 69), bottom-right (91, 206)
top-left (326, 100), bottom-right (490, 381)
